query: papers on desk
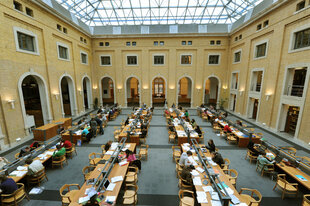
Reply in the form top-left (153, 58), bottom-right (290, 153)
top-left (177, 131), bottom-right (187, 137)
top-left (229, 194), bottom-right (240, 204)
top-left (85, 187), bottom-right (97, 198)
top-left (193, 177), bottom-right (202, 186)
top-left (119, 160), bottom-right (128, 166)
top-left (125, 144), bottom-right (131, 148)
top-left (75, 130), bottom-right (82, 135)
top-left (183, 146), bottom-right (190, 152)
top-left (206, 157), bottom-right (217, 166)
top-left (45, 151), bottom-right (54, 156)
top-left (202, 186), bottom-right (213, 193)
top-left (111, 176), bottom-right (123, 183)
top-left (221, 187), bottom-right (234, 195)
top-left (236, 132), bottom-right (244, 136)
top-left (16, 166), bottom-right (27, 171)
top-left (105, 151), bottom-right (114, 155)
top-left (78, 196), bottom-right (90, 204)
top-left (110, 143), bottom-right (119, 150)
top-left (196, 191), bottom-right (208, 203)
top-left (211, 192), bottom-right (220, 201)
top-left (29, 187), bottom-right (44, 194)
top-left (190, 170), bottom-right (199, 176)
top-left (296, 175), bottom-right (308, 181)
top-left (193, 156), bottom-right (199, 161)
top-left (9, 170), bottom-right (27, 177)
top-left (196, 167), bottom-right (205, 173)
top-left (105, 196), bottom-right (116, 202)
top-left (188, 156), bottom-right (198, 166)
top-left (106, 183), bottom-right (116, 191)
top-left (211, 200), bottom-right (222, 206)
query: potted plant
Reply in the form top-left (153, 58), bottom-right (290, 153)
top-left (219, 98), bottom-right (228, 110)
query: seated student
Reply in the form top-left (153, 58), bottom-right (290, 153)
top-left (184, 110), bottom-right (189, 118)
top-left (247, 141), bottom-right (260, 156)
top-left (0, 175), bottom-right (18, 194)
top-left (25, 158), bottom-right (44, 176)
top-left (195, 126), bottom-right (202, 137)
top-left (30, 141), bottom-right (40, 150)
top-left (60, 139), bottom-right (72, 150)
top-left (78, 117), bottom-right (86, 125)
top-left (104, 141), bottom-right (112, 152)
top-left (57, 126), bottom-right (65, 135)
top-left (191, 119), bottom-right (197, 128)
top-left (52, 145), bottom-right (66, 160)
top-left (223, 124), bottom-right (232, 133)
top-left (19, 147), bottom-right (31, 158)
top-left (0, 157), bottom-right (9, 170)
top-left (211, 151), bottom-right (225, 168)
top-left (206, 139), bottom-right (216, 153)
top-left (124, 117), bottom-right (129, 126)
top-left (179, 151), bottom-right (193, 167)
top-left (125, 150), bottom-right (141, 170)
top-left (81, 127), bottom-right (91, 142)
top-left (164, 109), bottom-right (170, 116)
top-left (139, 129), bottom-right (147, 139)
top-left (257, 152), bottom-right (274, 172)
top-left (97, 106), bottom-right (103, 114)
top-left (180, 165), bottom-right (195, 186)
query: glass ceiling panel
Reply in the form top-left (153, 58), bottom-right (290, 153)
top-left (55, 0), bottom-right (263, 26)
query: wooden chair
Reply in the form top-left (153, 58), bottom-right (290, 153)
top-left (27, 168), bottom-right (48, 187)
top-left (82, 165), bottom-right (95, 182)
top-left (123, 184), bottom-right (138, 205)
top-left (14, 153), bottom-right (20, 159)
top-left (212, 124), bottom-right (221, 133)
top-left (221, 158), bottom-right (230, 170)
top-left (296, 156), bottom-right (310, 164)
top-left (65, 144), bottom-right (77, 159)
top-left (256, 162), bottom-right (274, 177)
top-left (199, 131), bottom-right (205, 143)
top-left (178, 189), bottom-right (195, 206)
top-left (177, 171), bottom-right (193, 190)
top-left (223, 169), bottom-right (238, 188)
top-left (175, 158), bottom-right (183, 176)
top-left (280, 147), bottom-right (297, 156)
top-left (138, 144), bottom-right (149, 160)
top-left (52, 155), bottom-right (68, 169)
top-left (245, 149), bottom-right (258, 163)
top-left (60, 184), bottom-right (80, 206)
top-left (125, 166), bottom-right (138, 185)
top-left (168, 131), bottom-right (176, 143)
top-left (89, 153), bottom-right (103, 166)
top-left (273, 174), bottom-right (298, 199)
top-left (256, 132), bottom-right (263, 138)
top-left (114, 126), bottom-right (121, 135)
top-left (302, 194), bottom-right (310, 206)
top-left (114, 133), bottom-right (120, 142)
top-left (239, 188), bottom-right (262, 206)
top-left (227, 133), bottom-right (237, 144)
top-left (0, 183), bottom-right (29, 205)
top-left (172, 146), bottom-right (181, 162)
top-left (101, 144), bottom-right (106, 154)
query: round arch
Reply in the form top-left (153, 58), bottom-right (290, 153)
top-left (150, 75), bottom-right (168, 107)
top-left (81, 75), bottom-right (92, 111)
top-left (18, 71), bottom-right (52, 130)
top-left (203, 75), bottom-right (221, 109)
top-left (99, 75), bottom-right (116, 106)
top-left (176, 75), bottom-right (194, 108)
top-left (125, 75), bottom-right (141, 107)
top-left (59, 74), bottom-right (77, 117)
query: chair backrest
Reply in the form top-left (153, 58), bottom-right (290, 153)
top-left (15, 153), bottom-right (20, 159)
top-left (89, 152), bottom-right (96, 160)
top-left (251, 189), bottom-right (262, 203)
top-left (128, 166), bottom-right (138, 174)
top-left (303, 195), bottom-right (310, 206)
top-left (179, 189), bottom-right (194, 202)
top-left (101, 144), bottom-right (105, 152)
top-left (82, 166), bottom-right (95, 176)
top-left (224, 158), bottom-right (230, 165)
top-left (230, 169), bottom-right (238, 178)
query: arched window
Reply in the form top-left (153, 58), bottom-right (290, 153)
top-left (154, 78), bottom-right (164, 96)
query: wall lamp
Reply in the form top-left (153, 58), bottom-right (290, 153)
top-left (239, 90), bottom-right (244, 96)
top-left (7, 100), bottom-right (16, 109)
top-left (266, 94), bottom-right (272, 101)
top-left (53, 93), bottom-right (59, 100)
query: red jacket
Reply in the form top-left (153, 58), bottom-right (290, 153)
top-left (61, 140), bottom-right (72, 149)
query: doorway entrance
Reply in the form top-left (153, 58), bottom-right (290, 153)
top-left (101, 77), bottom-right (115, 106)
top-left (126, 77), bottom-right (139, 107)
top-left (152, 77), bottom-right (165, 107)
top-left (284, 106), bottom-right (300, 135)
top-left (178, 77), bottom-right (192, 107)
top-left (205, 77), bottom-right (219, 107)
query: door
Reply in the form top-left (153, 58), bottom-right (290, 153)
top-left (284, 106), bottom-right (299, 134)
top-left (252, 99), bottom-right (258, 119)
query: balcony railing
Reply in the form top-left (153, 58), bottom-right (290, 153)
top-left (285, 85), bottom-right (304, 97)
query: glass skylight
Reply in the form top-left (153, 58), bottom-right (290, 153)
top-left (55, 0), bottom-right (263, 26)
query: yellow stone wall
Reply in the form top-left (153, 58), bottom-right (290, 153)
top-left (0, 0), bottom-right (309, 147)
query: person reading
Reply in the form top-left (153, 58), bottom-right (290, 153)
top-left (52, 145), bottom-right (66, 160)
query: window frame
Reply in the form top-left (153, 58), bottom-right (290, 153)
top-left (56, 42), bottom-right (70, 61)
top-left (13, 27), bottom-right (39, 55)
top-left (100, 55), bottom-right (112, 66)
top-left (230, 71), bottom-right (240, 91)
top-left (253, 39), bottom-right (269, 60)
top-left (233, 49), bottom-right (242, 64)
top-left (80, 51), bottom-right (88, 65)
top-left (289, 24), bottom-right (310, 53)
top-left (153, 54), bottom-right (165, 66)
top-left (126, 54), bottom-right (138, 66)
top-left (208, 54), bottom-right (221, 65)
top-left (180, 54), bottom-right (192, 65)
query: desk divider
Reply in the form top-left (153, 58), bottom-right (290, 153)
top-left (191, 138), bottom-right (231, 206)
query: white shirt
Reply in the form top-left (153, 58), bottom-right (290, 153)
top-left (28, 160), bottom-right (44, 175)
top-left (179, 152), bottom-right (191, 166)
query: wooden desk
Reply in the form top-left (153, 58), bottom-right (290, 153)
top-left (61, 132), bottom-right (82, 144)
top-left (52, 118), bottom-right (72, 129)
top-left (180, 144), bottom-right (246, 205)
top-left (174, 124), bottom-right (199, 146)
top-left (8, 148), bottom-right (56, 182)
top-left (69, 143), bottom-right (136, 206)
top-left (33, 123), bottom-right (58, 141)
top-left (119, 125), bottom-right (141, 146)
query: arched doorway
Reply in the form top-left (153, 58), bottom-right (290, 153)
top-left (152, 77), bottom-right (165, 107)
top-left (178, 77), bottom-right (192, 107)
top-left (82, 77), bottom-right (92, 110)
top-left (21, 76), bottom-right (45, 127)
top-left (205, 77), bottom-right (219, 107)
top-left (101, 77), bottom-right (115, 106)
top-left (126, 77), bottom-right (139, 107)
top-left (60, 76), bottom-right (76, 117)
